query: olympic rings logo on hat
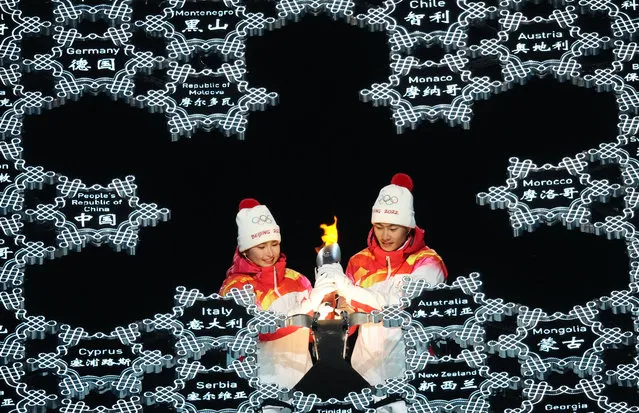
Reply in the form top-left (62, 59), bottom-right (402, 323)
top-left (251, 214), bottom-right (274, 224)
top-left (378, 194), bottom-right (399, 205)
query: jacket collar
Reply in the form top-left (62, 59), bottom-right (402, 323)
top-left (366, 226), bottom-right (427, 267)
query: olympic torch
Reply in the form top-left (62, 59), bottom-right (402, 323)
top-left (314, 217), bottom-right (341, 319)
top-left (293, 216), bottom-right (370, 396)
top-left (316, 242), bottom-right (341, 267)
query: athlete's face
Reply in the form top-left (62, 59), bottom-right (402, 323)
top-left (373, 223), bottom-right (411, 252)
top-left (244, 240), bottom-right (281, 267)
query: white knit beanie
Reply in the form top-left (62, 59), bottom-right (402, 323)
top-left (371, 173), bottom-right (416, 228)
top-left (236, 198), bottom-right (281, 252)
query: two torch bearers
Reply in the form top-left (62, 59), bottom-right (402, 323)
top-left (220, 173), bottom-right (447, 409)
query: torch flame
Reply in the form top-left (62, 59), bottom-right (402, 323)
top-left (316, 216), bottom-right (338, 253)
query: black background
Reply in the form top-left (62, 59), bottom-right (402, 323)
top-left (13, 10), bottom-right (630, 346)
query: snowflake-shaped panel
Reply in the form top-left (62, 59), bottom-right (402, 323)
top-left (23, 175), bottom-right (169, 255)
top-left (498, 6), bottom-right (583, 81)
top-left (165, 59), bottom-right (277, 140)
top-left (402, 273), bottom-right (484, 351)
top-left (157, 0), bottom-right (249, 61)
top-left (486, 304), bottom-right (603, 380)
top-left (404, 346), bottom-right (490, 413)
top-left (476, 155), bottom-right (601, 236)
top-left (48, 23), bottom-right (138, 99)
top-left (174, 286), bottom-right (259, 349)
top-left (353, 0), bottom-right (466, 50)
top-left (174, 366), bottom-right (257, 412)
top-left (361, 50), bottom-right (477, 132)
top-left (57, 325), bottom-right (142, 398)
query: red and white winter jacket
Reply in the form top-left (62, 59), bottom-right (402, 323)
top-left (219, 249), bottom-right (314, 389)
top-left (344, 227), bottom-right (447, 385)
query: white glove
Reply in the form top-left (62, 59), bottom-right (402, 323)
top-left (308, 282), bottom-right (337, 309)
top-left (316, 263), bottom-right (387, 309)
top-left (315, 263), bottom-right (352, 293)
top-left (287, 281), bottom-right (337, 316)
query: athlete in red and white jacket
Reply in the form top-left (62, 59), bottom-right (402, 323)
top-left (219, 198), bottom-right (333, 390)
top-left (317, 173), bottom-right (447, 388)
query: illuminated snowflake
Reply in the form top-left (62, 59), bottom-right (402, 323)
top-left (23, 175), bottom-right (170, 255)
